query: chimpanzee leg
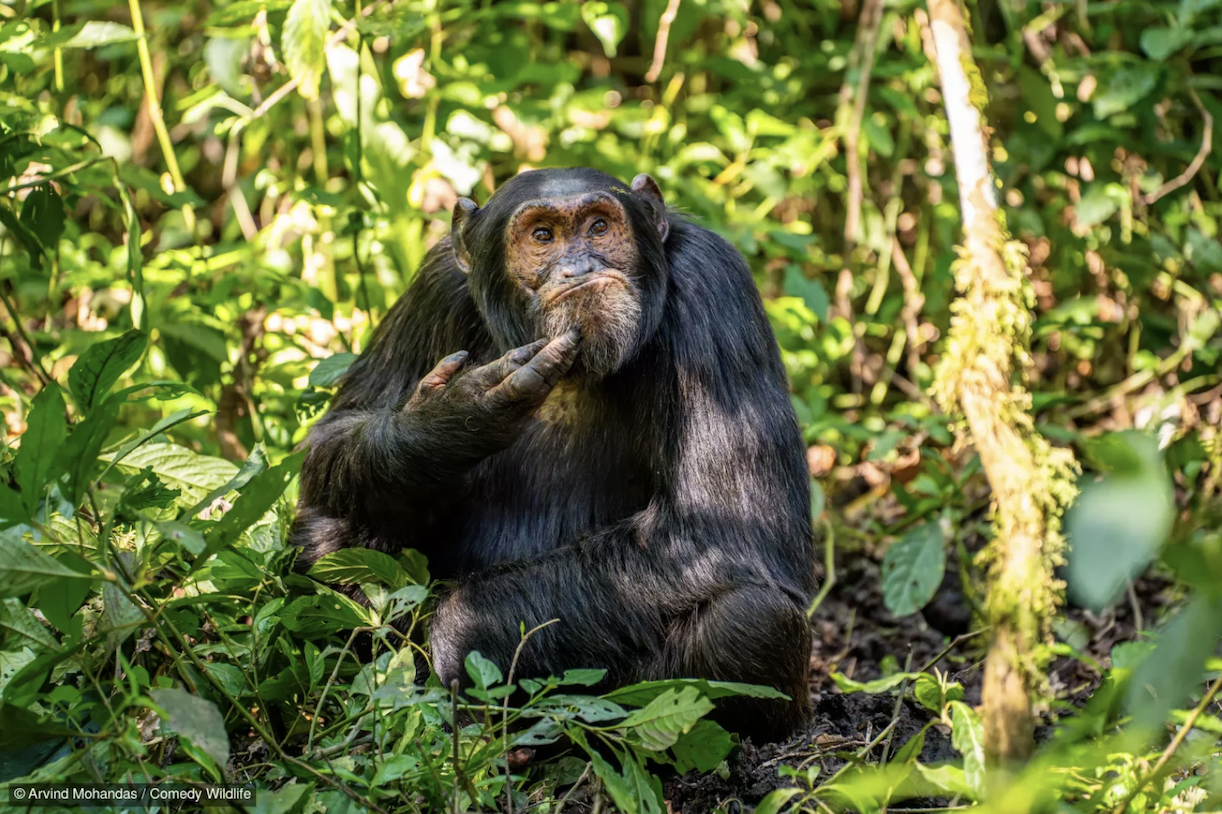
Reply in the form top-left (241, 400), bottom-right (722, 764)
top-left (652, 587), bottom-right (812, 743)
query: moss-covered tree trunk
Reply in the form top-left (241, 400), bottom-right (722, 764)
top-left (924, 0), bottom-right (1078, 766)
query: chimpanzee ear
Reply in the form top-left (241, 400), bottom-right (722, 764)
top-left (631, 173), bottom-right (670, 243)
top-left (451, 197), bottom-right (478, 274)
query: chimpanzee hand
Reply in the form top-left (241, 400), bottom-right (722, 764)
top-left (403, 329), bottom-right (581, 458)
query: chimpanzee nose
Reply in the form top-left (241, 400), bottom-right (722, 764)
top-left (557, 256), bottom-right (600, 279)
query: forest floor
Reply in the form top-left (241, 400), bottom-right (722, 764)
top-left (655, 546), bottom-right (1173, 813)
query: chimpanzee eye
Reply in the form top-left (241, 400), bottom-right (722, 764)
top-left (532, 226), bottom-right (553, 243)
top-left (589, 218), bottom-right (608, 236)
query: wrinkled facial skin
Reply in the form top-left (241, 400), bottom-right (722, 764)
top-left (504, 193), bottom-right (644, 379)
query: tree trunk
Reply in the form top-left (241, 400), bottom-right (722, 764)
top-left (925, 0), bottom-right (1078, 767)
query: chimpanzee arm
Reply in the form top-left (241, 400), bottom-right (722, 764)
top-left (430, 222), bottom-right (816, 723)
top-left (296, 241), bottom-right (494, 523)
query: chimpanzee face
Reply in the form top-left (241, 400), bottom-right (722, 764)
top-left (503, 192), bottom-right (643, 378)
top-left (451, 169), bottom-right (670, 380)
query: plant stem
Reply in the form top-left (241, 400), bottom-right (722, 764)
top-left (127, 0), bottom-right (196, 235)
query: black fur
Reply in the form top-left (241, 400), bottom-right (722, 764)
top-left (290, 168), bottom-right (816, 742)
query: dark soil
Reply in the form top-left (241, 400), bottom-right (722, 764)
top-left (656, 539), bottom-right (1175, 814)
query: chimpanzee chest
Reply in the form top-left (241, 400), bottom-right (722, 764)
top-left (435, 410), bottom-right (654, 578)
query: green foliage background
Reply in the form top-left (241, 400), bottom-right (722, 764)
top-left (1, 0), bottom-right (1222, 809)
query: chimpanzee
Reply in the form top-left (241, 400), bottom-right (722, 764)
top-left (289, 168), bottom-right (815, 742)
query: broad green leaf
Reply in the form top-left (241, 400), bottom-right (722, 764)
top-left (1093, 65), bottom-right (1159, 119)
top-left (581, 1), bottom-right (629, 57)
top-left (100, 582), bottom-right (144, 651)
top-left (279, 591), bottom-right (372, 636)
top-left (754, 788), bottom-right (803, 814)
top-left (1141, 27), bottom-right (1194, 60)
top-left (283, 0), bottom-right (332, 100)
top-left (14, 385), bottom-right (67, 518)
top-left (0, 703), bottom-right (77, 749)
top-left (115, 443), bottom-right (238, 509)
top-left (186, 444), bottom-right (268, 517)
top-left (668, 719), bottom-right (735, 772)
top-left (913, 763), bottom-right (974, 798)
top-left (881, 520), bottom-right (945, 616)
top-left (68, 329), bottom-right (148, 412)
top-left (308, 548), bottom-right (411, 588)
top-left (559, 668), bottom-right (606, 686)
top-left (1075, 185), bottom-right (1119, 228)
top-left (58, 398), bottom-right (122, 509)
top-left (862, 116), bottom-right (895, 157)
top-left (621, 686), bottom-right (714, 751)
top-left (19, 186), bottom-right (65, 251)
top-left (309, 352), bottom-right (357, 387)
top-left (464, 651), bottom-right (502, 690)
top-left (604, 677), bottom-right (787, 706)
top-left (100, 408), bottom-right (209, 480)
top-left (1127, 595), bottom-right (1222, 730)
top-left (1067, 433), bottom-right (1174, 610)
top-left (157, 519), bottom-right (206, 555)
top-left (587, 748), bottom-right (663, 814)
top-left (1018, 67), bottom-right (1062, 139)
top-left (39, 21), bottom-right (139, 49)
top-left (150, 688), bottom-right (230, 771)
top-left (783, 265), bottom-right (830, 322)
top-left (0, 597), bottom-right (59, 650)
top-left (196, 451), bottom-right (304, 565)
top-left (948, 701), bottom-right (985, 796)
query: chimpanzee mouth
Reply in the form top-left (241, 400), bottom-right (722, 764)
top-left (548, 271), bottom-right (629, 305)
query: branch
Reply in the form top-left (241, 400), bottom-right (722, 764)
top-left (645, 0), bottom-right (682, 83)
top-left (1142, 89), bottom-right (1213, 206)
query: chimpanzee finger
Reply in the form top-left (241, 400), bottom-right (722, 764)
top-left (467, 339), bottom-right (548, 389)
top-left (494, 329), bottom-right (581, 402)
top-left (417, 351), bottom-right (470, 393)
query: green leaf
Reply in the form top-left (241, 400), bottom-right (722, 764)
top-left (150, 688), bottom-right (230, 772)
top-left (19, 185), bottom-right (65, 251)
top-left (39, 21), bottom-right (139, 49)
top-left (668, 719), bottom-right (735, 772)
top-left (283, 0), bottom-right (332, 101)
top-left (1127, 595), bottom-right (1222, 730)
top-left (913, 763), bottom-right (974, 798)
top-left (308, 548), bottom-right (411, 588)
top-left (604, 678), bottom-right (787, 706)
top-left (68, 329), bottom-right (148, 412)
top-left (621, 686), bottom-right (714, 751)
top-left (1180, 0), bottom-right (1222, 24)
top-left (559, 668), bottom-right (607, 686)
top-left (862, 116), bottom-right (895, 157)
top-left (1093, 65), bottom-right (1159, 119)
top-left (156, 521), bottom-right (206, 556)
top-left (185, 444), bottom-right (268, 517)
top-left (587, 748), bottom-right (663, 814)
top-left (14, 385), bottom-right (68, 518)
top-left (1141, 27), bottom-right (1194, 60)
top-left (115, 443), bottom-right (239, 509)
top-left (0, 529), bottom-right (92, 600)
top-left (1018, 67), bottom-right (1062, 139)
top-left (831, 671), bottom-right (920, 694)
top-left (782, 265), bottom-right (830, 322)
top-left (58, 398), bottom-right (122, 509)
top-left (580, 1), bottom-right (629, 57)
top-left (948, 701), bottom-right (985, 797)
top-left (100, 408), bottom-right (209, 480)
top-left (1066, 433), bottom-right (1174, 610)
top-left (279, 590), bottom-right (372, 636)
top-left (1075, 185), bottom-right (1119, 228)
top-left (754, 788), bottom-right (803, 814)
top-left (309, 352), bottom-right (357, 387)
top-left (881, 520), bottom-right (945, 617)
top-left (0, 597), bottom-right (59, 650)
top-left (196, 452), bottom-right (303, 566)
top-left (0, 703), bottom-right (77, 749)
top-left (465, 651), bottom-right (503, 690)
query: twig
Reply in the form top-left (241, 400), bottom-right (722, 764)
top-left (806, 519), bottom-right (836, 618)
top-left (1142, 89), bottom-right (1213, 206)
top-left (918, 628), bottom-right (988, 675)
top-left (0, 285), bottom-right (52, 386)
top-left (645, 0), bottom-right (682, 83)
top-left (502, 619), bottom-right (559, 814)
top-left (0, 156), bottom-right (111, 196)
top-left (879, 648), bottom-right (914, 765)
top-left (1113, 673), bottom-right (1222, 813)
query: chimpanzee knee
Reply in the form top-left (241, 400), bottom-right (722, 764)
top-left (659, 587), bottom-right (811, 742)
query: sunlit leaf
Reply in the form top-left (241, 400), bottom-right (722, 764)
top-left (283, 0), bottom-right (332, 100)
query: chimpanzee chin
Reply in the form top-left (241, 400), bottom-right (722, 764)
top-left (290, 166), bottom-right (817, 743)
